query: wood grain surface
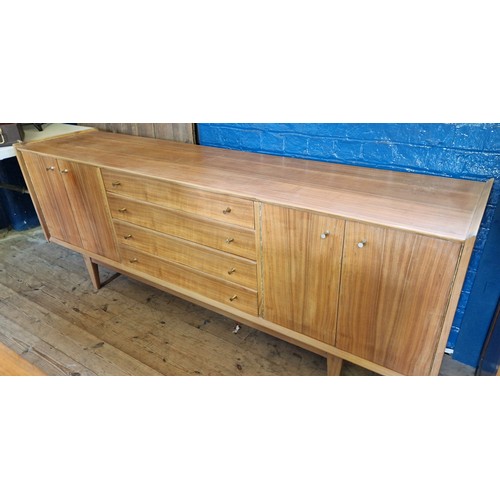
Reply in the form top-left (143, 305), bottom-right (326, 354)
top-left (336, 221), bottom-right (462, 375)
top-left (102, 169), bottom-right (255, 228)
top-left (114, 220), bottom-right (258, 289)
top-left (108, 194), bottom-right (257, 260)
top-left (261, 204), bottom-right (344, 345)
top-left (0, 342), bottom-right (45, 376)
top-left (20, 152), bottom-right (119, 261)
top-left (16, 130), bottom-right (492, 241)
top-left (78, 123), bottom-right (196, 143)
top-left (58, 160), bottom-right (120, 261)
top-left (20, 151), bottom-right (82, 246)
top-left (118, 245), bottom-right (258, 315)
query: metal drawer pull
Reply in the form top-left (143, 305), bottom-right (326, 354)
top-left (112, 181), bottom-right (121, 187)
top-left (45, 166), bottom-right (55, 171)
top-left (229, 295), bottom-right (238, 302)
top-left (357, 240), bottom-right (367, 248)
top-left (124, 234), bottom-right (133, 240)
top-left (118, 207), bottom-right (128, 213)
top-left (225, 238), bottom-right (234, 244)
top-left (60, 169), bottom-right (69, 174)
top-left (320, 230), bottom-right (330, 239)
top-left (223, 207), bottom-right (232, 214)
top-left (129, 257), bottom-right (138, 263)
top-left (227, 268), bottom-right (236, 275)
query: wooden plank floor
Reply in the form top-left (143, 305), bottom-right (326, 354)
top-left (0, 227), bottom-right (470, 376)
top-left (0, 227), bottom-right (374, 376)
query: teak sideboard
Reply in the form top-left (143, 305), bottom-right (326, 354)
top-left (14, 130), bottom-right (493, 376)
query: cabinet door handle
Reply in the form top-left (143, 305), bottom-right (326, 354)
top-left (357, 240), bottom-right (367, 248)
top-left (129, 257), bottom-right (138, 263)
top-left (223, 207), bottom-right (232, 214)
top-left (227, 268), bottom-right (236, 275)
top-left (320, 230), bottom-right (330, 239)
top-left (118, 207), bottom-right (128, 213)
top-left (225, 238), bottom-right (234, 244)
top-left (112, 181), bottom-right (121, 187)
top-left (229, 295), bottom-right (238, 302)
top-left (60, 169), bottom-right (69, 174)
top-left (45, 166), bottom-right (55, 171)
top-left (123, 234), bottom-right (133, 240)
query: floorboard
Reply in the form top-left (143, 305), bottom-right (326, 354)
top-left (0, 228), bottom-right (333, 375)
top-left (1, 227), bottom-right (468, 376)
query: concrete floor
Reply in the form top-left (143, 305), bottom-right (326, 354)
top-left (439, 353), bottom-right (476, 376)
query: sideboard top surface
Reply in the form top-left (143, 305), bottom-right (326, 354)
top-left (16, 130), bottom-right (492, 241)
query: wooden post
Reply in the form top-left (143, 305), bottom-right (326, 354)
top-left (83, 255), bottom-right (101, 290)
top-left (327, 354), bottom-right (343, 376)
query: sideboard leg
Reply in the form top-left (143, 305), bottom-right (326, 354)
top-left (83, 255), bottom-right (101, 290)
top-left (327, 354), bottom-right (343, 376)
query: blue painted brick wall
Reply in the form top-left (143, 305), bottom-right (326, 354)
top-left (198, 123), bottom-right (500, 368)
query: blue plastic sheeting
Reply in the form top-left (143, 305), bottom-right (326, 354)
top-left (0, 156), bottom-right (39, 231)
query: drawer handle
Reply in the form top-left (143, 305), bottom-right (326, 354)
top-left (45, 166), bottom-right (55, 171)
top-left (223, 207), bottom-right (232, 214)
top-left (118, 207), bottom-right (128, 213)
top-left (60, 169), bottom-right (69, 174)
top-left (225, 238), bottom-right (234, 244)
top-left (357, 240), bottom-right (367, 248)
top-left (320, 230), bottom-right (330, 239)
top-left (123, 234), bottom-right (133, 240)
top-left (229, 295), bottom-right (238, 302)
top-left (129, 257), bottom-right (138, 263)
top-left (227, 268), bottom-right (236, 275)
top-left (112, 181), bottom-right (121, 187)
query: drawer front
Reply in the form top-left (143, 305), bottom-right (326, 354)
top-left (108, 194), bottom-right (256, 260)
top-left (102, 170), bottom-right (255, 229)
top-left (119, 245), bottom-right (258, 315)
top-left (114, 220), bottom-right (258, 289)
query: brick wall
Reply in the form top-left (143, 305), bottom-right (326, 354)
top-left (198, 123), bottom-right (500, 367)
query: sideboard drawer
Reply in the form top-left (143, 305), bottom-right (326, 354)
top-left (119, 245), bottom-right (258, 315)
top-left (114, 220), bottom-right (258, 289)
top-left (102, 170), bottom-right (255, 228)
top-left (108, 195), bottom-right (257, 260)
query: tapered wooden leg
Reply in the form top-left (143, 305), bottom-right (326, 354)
top-left (83, 255), bottom-right (101, 290)
top-left (327, 354), bottom-right (343, 376)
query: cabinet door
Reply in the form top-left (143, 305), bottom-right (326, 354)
top-left (21, 151), bottom-right (82, 247)
top-left (337, 221), bottom-right (461, 375)
top-left (57, 159), bottom-right (119, 261)
top-left (22, 152), bottom-right (119, 261)
top-left (261, 204), bottom-right (344, 345)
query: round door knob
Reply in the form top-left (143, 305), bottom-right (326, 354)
top-left (357, 240), bottom-right (367, 248)
top-left (112, 181), bottom-right (121, 187)
top-left (223, 207), bottom-right (232, 214)
top-left (225, 238), bottom-right (234, 244)
top-left (118, 207), bottom-right (127, 213)
top-left (227, 268), bottom-right (236, 275)
top-left (60, 169), bottom-right (69, 174)
top-left (320, 230), bottom-right (330, 239)
top-left (45, 166), bottom-right (55, 171)
top-left (129, 257), bottom-right (138, 263)
top-left (124, 234), bottom-right (133, 240)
